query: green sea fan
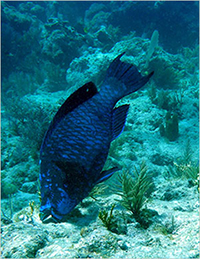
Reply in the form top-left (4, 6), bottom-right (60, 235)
top-left (174, 162), bottom-right (199, 189)
top-left (89, 183), bottom-right (108, 200)
top-left (114, 161), bottom-right (153, 217)
top-left (184, 164), bottom-right (199, 181)
top-left (98, 204), bottom-right (127, 234)
top-left (98, 204), bottom-right (116, 231)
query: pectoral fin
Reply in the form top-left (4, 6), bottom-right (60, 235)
top-left (96, 167), bottom-right (120, 184)
top-left (111, 104), bottom-right (129, 141)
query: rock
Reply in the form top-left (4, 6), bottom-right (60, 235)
top-left (151, 152), bottom-right (173, 166)
top-left (161, 189), bottom-right (185, 201)
top-left (1, 222), bottom-right (47, 258)
top-left (41, 19), bottom-right (84, 66)
top-left (36, 238), bottom-right (77, 258)
top-left (21, 182), bottom-right (37, 194)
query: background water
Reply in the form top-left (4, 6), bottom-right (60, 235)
top-left (1, 1), bottom-right (199, 258)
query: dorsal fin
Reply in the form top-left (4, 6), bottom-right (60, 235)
top-left (41, 82), bottom-right (98, 153)
top-left (52, 81), bottom-right (97, 124)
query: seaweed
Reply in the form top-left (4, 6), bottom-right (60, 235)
top-left (145, 30), bottom-right (159, 68)
top-left (1, 210), bottom-right (13, 225)
top-left (98, 204), bottom-right (127, 234)
top-left (148, 87), bottom-right (184, 115)
top-left (180, 139), bottom-right (193, 165)
top-left (116, 161), bottom-right (152, 215)
top-left (164, 140), bottom-right (199, 189)
top-left (157, 90), bottom-right (170, 110)
top-left (98, 204), bottom-right (116, 231)
top-left (113, 161), bottom-right (156, 228)
top-left (1, 194), bottom-right (14, 224)
top-left (159, 111), bottom-right (179, 141)
top-left (148, 56), bottom-right (182, 89)
top-left (165, 112), bottom-right (179, 141)
top-left (154, 215), bottom-right (176, 236)
top-left (174, 162), bottom-right (199, 189)
top-left (89, 183), bottom-right (108, 200)
top-left (181, 46), bottom-right (199, 74)
top-left (163, 164), bottom-right (182, 179)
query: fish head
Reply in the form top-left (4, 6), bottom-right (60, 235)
top-left (39, 165), bottom-right (77, 223)
top-left (39, 187), bottom-right (76, 223)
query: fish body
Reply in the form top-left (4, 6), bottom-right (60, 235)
top-left (39, 53), bottom-right (153, 222)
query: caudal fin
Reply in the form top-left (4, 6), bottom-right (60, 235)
top-left (103, 52), bottom-right (154, 99)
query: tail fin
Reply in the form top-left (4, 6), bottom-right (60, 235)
top-left (102, 53), bottom-right (154, 101)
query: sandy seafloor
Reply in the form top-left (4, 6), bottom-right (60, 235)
top-left (1, 1), bottom-right (199, 258)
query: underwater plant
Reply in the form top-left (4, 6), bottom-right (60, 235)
top-left (116, 161), bottom-right (152, 215)
top-left (148, 56), bottom-right (182, 89)
top-left (181, 45), bottom-right (199, 74)
top-left (114, 161), bottom-right (156, 228)
top-left (159, 111), bottom-right (179, 141)
top-left (98, 204), bottom-right (127, 234)
top-left (145, 30), bottom-right (159, 68)
top-left (154, 215), bottom-right (176, 236)
top-left (1, 181), bottom-right (18, 198)
top-left (1, 194), bottom-right (14, 224)
top-left (173, 162), bottom-right (199, 189)
top-left (157, 90), bottom-right (182, 111)
top-left (164, 140), bottom-right (199, 189)
top-left (98, 204), bottom-right (116, 231)
top-left (89, 183), bottom-right (108, 200)
top-left (148, 86), bottom-right (184, 115)
top-left (165, 112), bottom-right (179, 141)
top-left (180, 139), bottom-right (193, 165)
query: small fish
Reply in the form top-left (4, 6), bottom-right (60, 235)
top-left (39, 53), bottom-right (153, 223)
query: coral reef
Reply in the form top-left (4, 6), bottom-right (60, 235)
top-left (148, 53), bottom-right (183, 89)
top-left (2, 95), bottom-right (55, 161)
top-left (44, 62), bottom-right (67, 92)
top-left (1, 1), bottom-right (199, 258)
top-left (41, 17), bottom-right (85, 66)
top-left (2, 72), bottom-right (38, 98)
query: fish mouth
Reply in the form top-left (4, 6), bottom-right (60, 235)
top-left (39, 208), bottom-right (61, 224)
top-left (40, 212), bottom-right (58, 224)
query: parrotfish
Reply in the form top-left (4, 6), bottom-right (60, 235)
top-left (39, 53), bottom-right (153, 223)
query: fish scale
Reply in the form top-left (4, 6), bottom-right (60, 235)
top-left (39, 53), bottom-right (153, 222)
top-left (49, 101), bottom-right (111, 161)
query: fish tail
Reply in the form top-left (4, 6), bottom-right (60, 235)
top-left (101, 53), bottom-right (153, 102)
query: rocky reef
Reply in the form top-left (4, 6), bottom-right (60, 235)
top-left (1, 1), bottom-right (199, 258)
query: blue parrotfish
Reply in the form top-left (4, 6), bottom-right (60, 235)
top-left (39, 53), bottom-right (153, 223)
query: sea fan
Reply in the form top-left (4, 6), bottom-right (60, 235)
top-left (114, 161), bottom-right (153, 217)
